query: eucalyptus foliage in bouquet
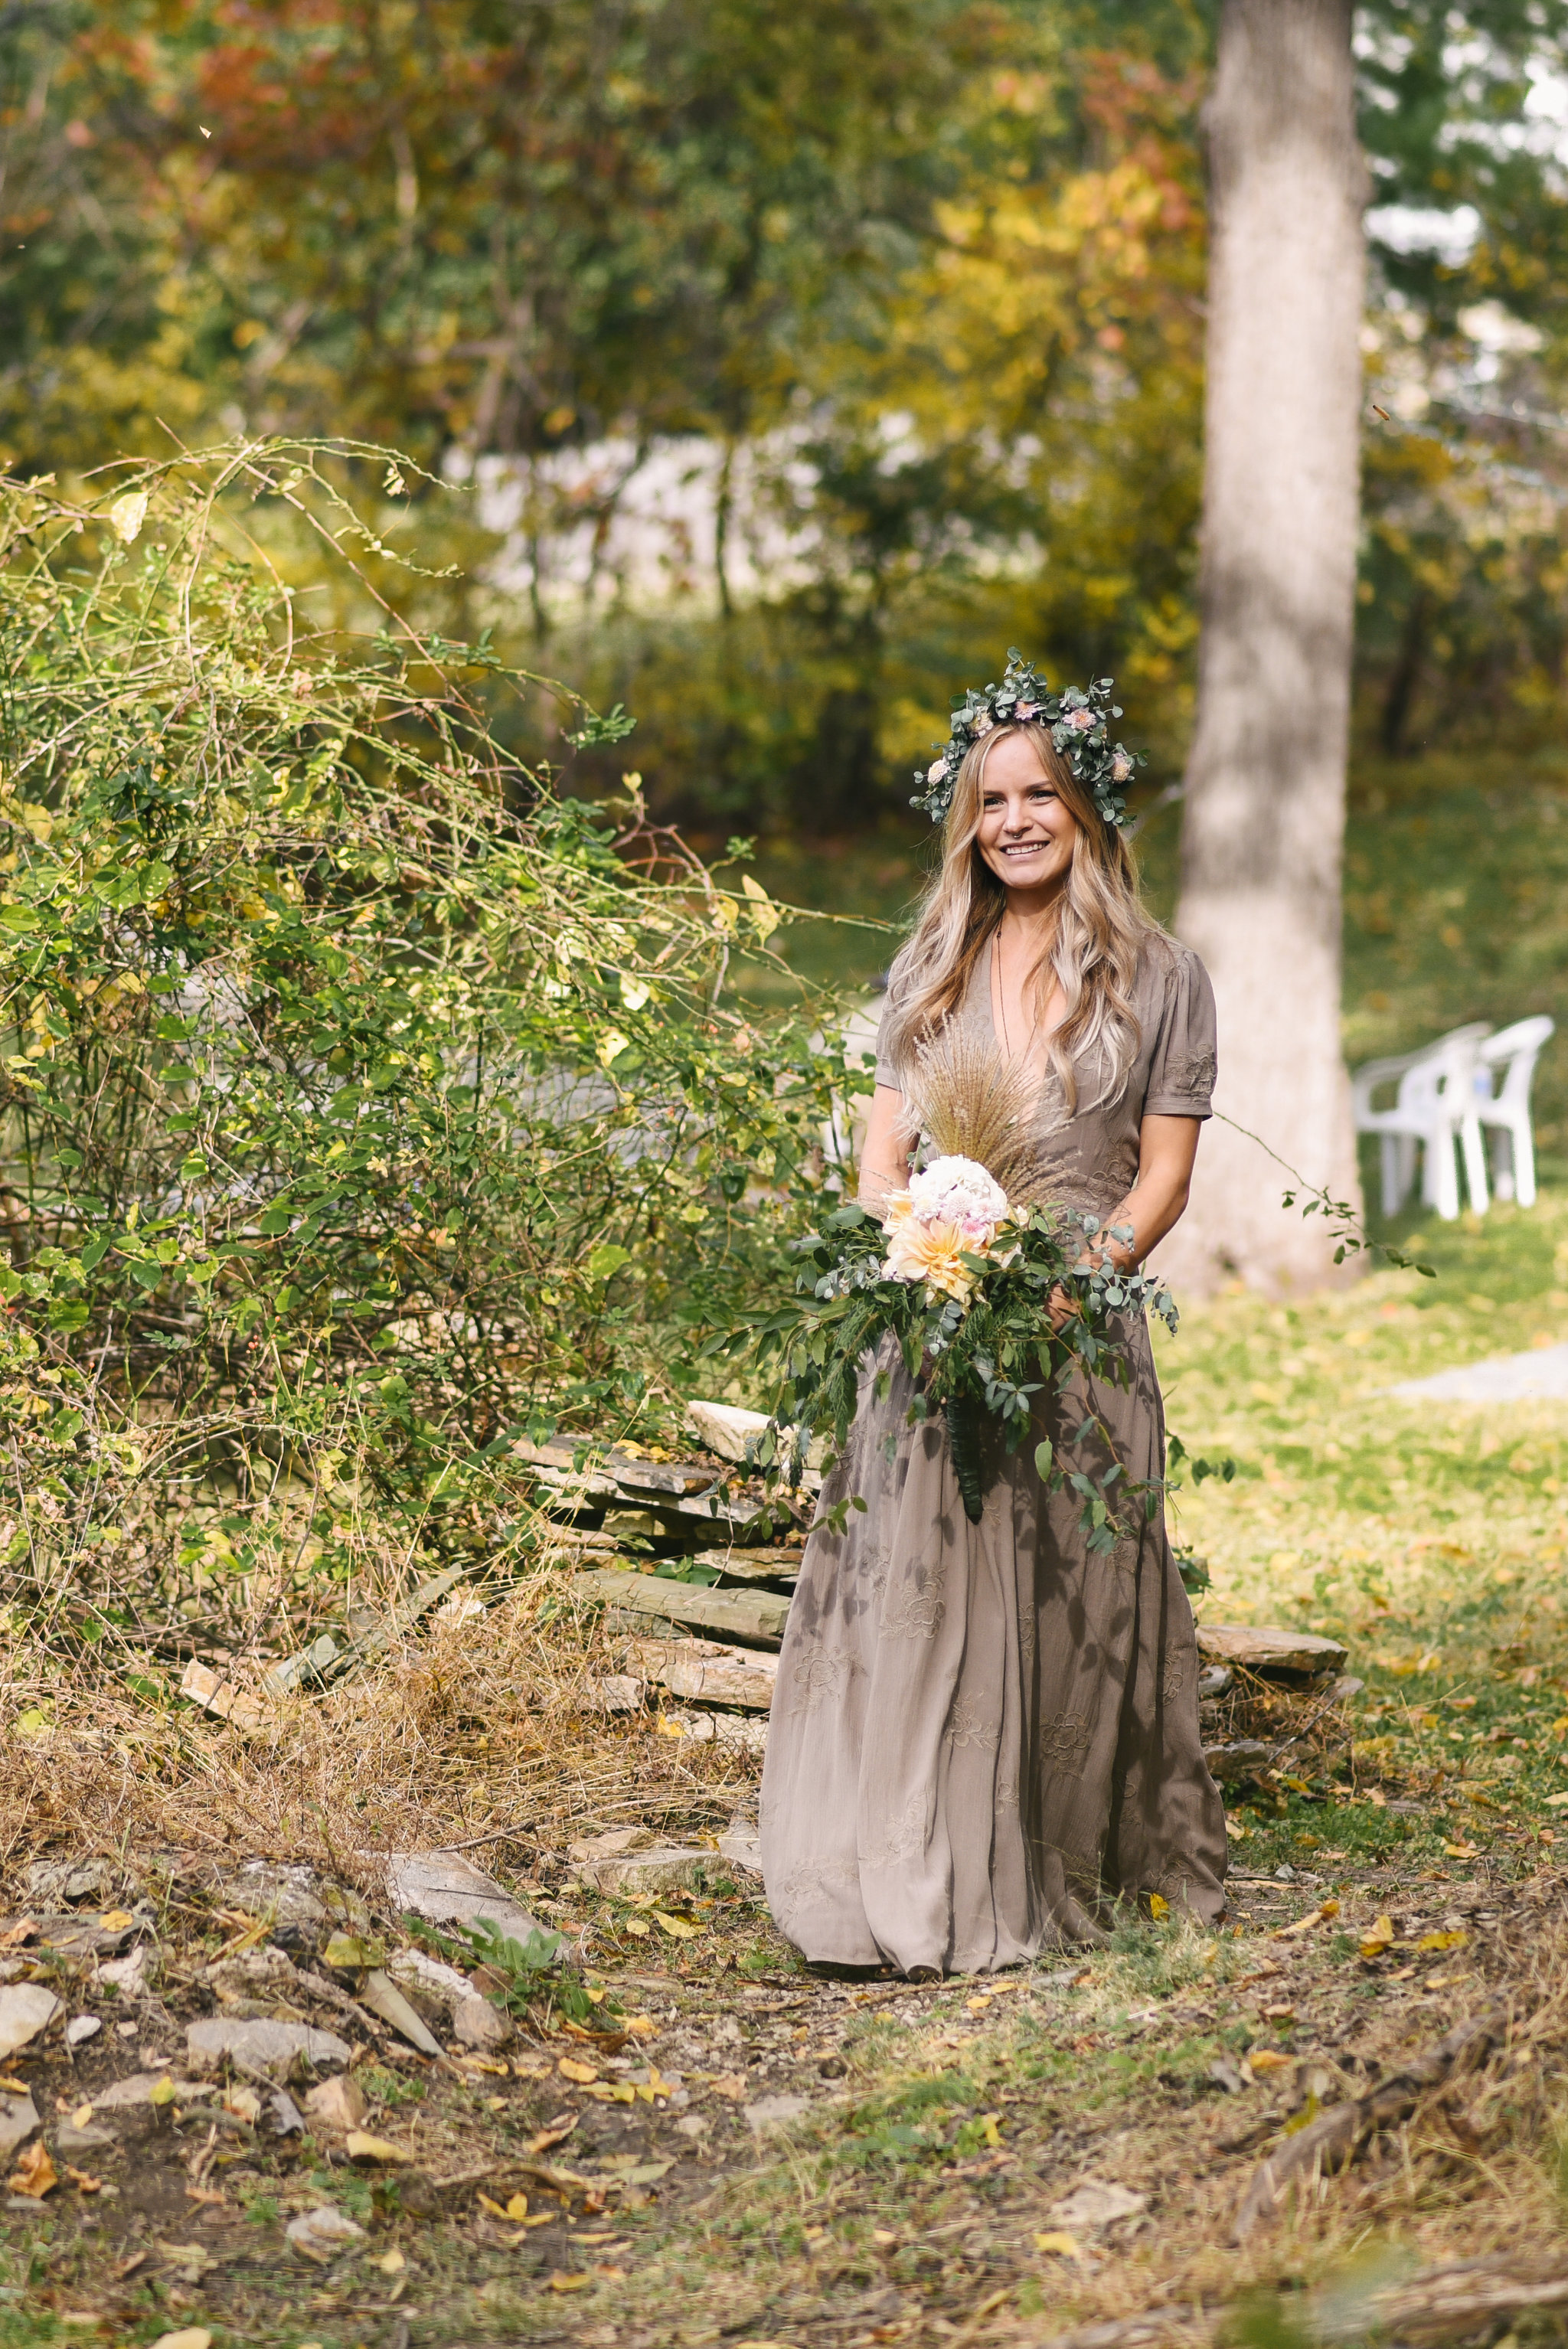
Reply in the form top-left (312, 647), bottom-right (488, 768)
top-left (751, 1032), bottom-right (1176, 1539)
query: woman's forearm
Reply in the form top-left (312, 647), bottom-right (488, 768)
top-left (1086, 1115), bottom-right (1201, 1269)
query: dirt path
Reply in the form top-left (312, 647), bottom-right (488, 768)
top-left (2, 1832), bottom-right (1566, 2349)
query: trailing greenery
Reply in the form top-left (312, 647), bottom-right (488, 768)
top-left (0, 442), bottom-right (848, 1666)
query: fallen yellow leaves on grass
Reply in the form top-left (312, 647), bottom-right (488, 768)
top-left (1359, 1914), bottom-right (1396, 1958)
top-left (654, 1912), bottom-right (699, 1939)
top-left (1418, 1929), bottom-right (1467, 1951)
top-left (1276, 1898), bottom-right (1339, 1939)
top-left (480, 2191), bottom-right (531, 2221)
top-left (1035, 2231), bottom-right (1082, 2259)
top-left (547, 2273), bottom-right (592, 2292)
top-left (345, 2132), bottom-right (413, 2164)
top-left (559, 2057), bottom-right (599, 2083)
top-left (1247, 2050), bottom-right (1293, 2074)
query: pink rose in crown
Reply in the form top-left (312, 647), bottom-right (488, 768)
top-left (1112, 751), bottom-right (1132, 782)
top-left (974, 712), bottom-right (995, 736)
top-left (927, 758), bottom-right (948, 782)
top-left (1014, 701), bottom-right (1037, 720)
top-left (1064, 707), bottom-right (1096, 732)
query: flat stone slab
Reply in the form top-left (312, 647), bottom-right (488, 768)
top-left (385, 1851), bottom-right (547, 1953)
top-left (624, 1635), bottom-right (778, 1712)
top-left (186, 2018), bottom-right (350, 2079)
top-left (575, 1568), bottom-right (790, 1649)
top-left (1391, 1343), bottom-right (1568, 1403)
top-left (568, 1829), bottom-right (711, 1897)
top-left (1197, 1624), bottom-right (1348, 1678)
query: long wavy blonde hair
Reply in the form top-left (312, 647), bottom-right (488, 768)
top-left (880, 720), bottom-right (1160, 1112)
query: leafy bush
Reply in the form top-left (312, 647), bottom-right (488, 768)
top-left (0, 443), bottom-right (850, 1665)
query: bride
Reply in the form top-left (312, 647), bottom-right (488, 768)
top-left (759, 656), bottom-right (1227, 1973)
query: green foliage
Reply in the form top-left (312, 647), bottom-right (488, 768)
top-left (0, 442), bottom-right (847, 1650)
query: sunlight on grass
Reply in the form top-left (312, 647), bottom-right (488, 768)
top-left (1160, 1186), bottom-right (1568, 1872)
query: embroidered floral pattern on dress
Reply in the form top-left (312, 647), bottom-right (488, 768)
top-left (880, 1563), bottom-right (946, 1640)
top-left (1161, 1651), bottom-right (1191, 1709)
top-left (1158, 1046), bottom-right (1217, 1099)
top-left (862, 1793), bottom-right (929, 1868)
top-left (1041, 1709), bottom-right (1094, 1776)
top-left (776, 1857), bottom-right (861, 1913)
top-left (947, 1695), bottom-right (1000, 1752)
top-left (789, 1646), bottom-right (864, 1717)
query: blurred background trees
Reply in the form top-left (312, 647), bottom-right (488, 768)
top-left (6, 2), bottom-right (1568, 1188)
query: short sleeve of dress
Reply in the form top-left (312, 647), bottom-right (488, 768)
top-left (1142, 945), bottom-right (1217, 1119)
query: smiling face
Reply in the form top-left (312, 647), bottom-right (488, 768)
top-left (973, 728), bottom-right (1080, 903)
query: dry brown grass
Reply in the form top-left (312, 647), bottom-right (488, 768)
top-left (0, 1582), bottom-right (760, 1899)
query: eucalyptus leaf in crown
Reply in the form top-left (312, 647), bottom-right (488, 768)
top-left (911, 649), bottom-right (1143, 831)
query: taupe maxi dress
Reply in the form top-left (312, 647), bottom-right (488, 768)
top-left (759, 933), bottom-right (1228, 1974)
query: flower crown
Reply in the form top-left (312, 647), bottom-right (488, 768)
top-left (910, 649), bottom-right (1142, 831)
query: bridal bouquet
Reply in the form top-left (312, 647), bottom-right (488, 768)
top-left (746, 1031), bottom-right (1176, 1534)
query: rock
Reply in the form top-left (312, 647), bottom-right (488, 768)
top-left (386, 1850), bottom-right (549, 1952)
top-left (692, 1546), bottom-right (804, 1585)
top-left (569, 1828), bottom-right (656, 1864)
top-left (285, 2203), bottom-right (366, 2262)
top-left (268, 2089), bottom-right (305, 2135)
top-left (66, 2015), bottom-right (101, 2048)
top-left (685, 1400), bottom-right (825, 1475)
top-left (745, 2093), bottom-right (811, 2135)
top-left (661, 1710), bottom-right (768, 1753)
top-left (0, 1985), bottom-right (60, 2060)
top-left (178, 1658), bottom-right (263, 1730)
top-left (571, 1843), bottom-right (711, 1897)
top-left (453, 1995), bottom-right (511, 2051)
top-left (217, 1861), bottom-right (328, 1949)
top-left (92, 2072), bottom-right (180, 2110)
top-left (574, 1567), bottom-right (789, 1649)
top-left (54, 2119), bottom-right (113, 2154)
top-left (1197, 1665), bottom-right (1233, 1700)
top-left (96, 1943), bottom-right (153, 1996)
top-left (625, 1635), bottom-right (778, 1712)
top-left (1047, 2181), bottom-right (1149, 2232)
top-left (717, 1818), bottom-right (763, 1877)
top-left (580, 1674), bottom-right (647, 1714)
top-left (1203, 1740), bottom-right (1272, 1785)
top-left (387, 1947), bottom-right (475, 2015)
top-left (1196, 1624), bottom-right (1348, 1680)
top-left (23, 1861), bottom-right (110, 1909)
top-left (0, 2093), bottom-right (39, 2161)
top-left (303, 2072), bottom-right (368, 2133)
top-left (358, 1970), bottom-right (443, 2057)
top-left (185, 2018), bottom-right (350, 2080)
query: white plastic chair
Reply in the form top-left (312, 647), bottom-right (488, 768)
top-left (1351, 1024), bottom-right (1491, 1220)
top-left (1472, 1015), bottom-right (1555, 1207)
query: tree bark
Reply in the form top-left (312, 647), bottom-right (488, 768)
top-left (1165, 0), bottom-right (1369, 1294)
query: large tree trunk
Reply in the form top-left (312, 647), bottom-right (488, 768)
top-left (1164, 0), bottom-right (1369, 1295)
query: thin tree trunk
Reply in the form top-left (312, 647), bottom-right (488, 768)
top-left (1165, 0), bottom-right (1369, 1294)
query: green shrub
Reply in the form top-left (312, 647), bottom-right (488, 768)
top-left (0, 442), bottom-right (851, 1655)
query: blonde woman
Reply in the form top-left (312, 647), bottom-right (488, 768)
top-left (760, 655), bottom-right (1227, 1974)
